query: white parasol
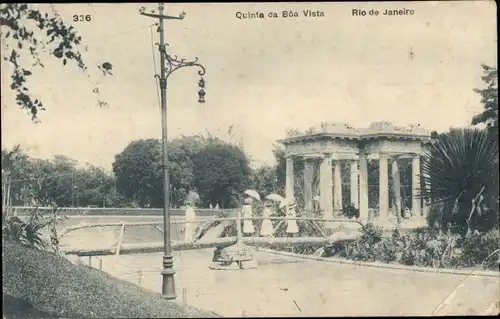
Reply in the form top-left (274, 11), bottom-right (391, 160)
top-left (265, 193), bottom-right (284, 202)
top-left (244, 189), bottom-right (261, 201)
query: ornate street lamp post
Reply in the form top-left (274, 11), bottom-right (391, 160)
top-left (140, 3), bottom-right (206, 300)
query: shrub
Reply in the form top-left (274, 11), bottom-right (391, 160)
top-left (426, 203), bottom-right (444, 230)
top-left (341, 222), bottom-right (384, 261)
top-left (342, 204), bottom-right (360, 219)
top-left (421, 128), bottom-right (499, 236)
top-left (459, 228), bottom-right (499, 270)
top-left (2, 206), bottom-right (66, 252)
top-left (340, 225), bottom-right (462, 268)
top-left (220, 222), bottom-right (237, 237)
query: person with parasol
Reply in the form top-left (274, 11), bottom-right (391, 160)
top-left (242, 189), bottom-right (260, 236)
top-left (260, 200), bottom-right (274, 237)
top-left (261, 193), bottom-right (284, 237)
top-left (280, 197), bottom-right (299, 237)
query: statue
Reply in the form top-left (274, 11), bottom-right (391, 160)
top-left (405, 123), bottom-right (429, 136)
top-left (284, 198), bottom-right (299, 236)
top-left (286, 128), bottom-right (303, 138)
top-left (183, 201), bottom-right (196, 241)
top-left (305, 126), bottom-right (318, 135)
top-left (209, 195), bottom-right (258, 270)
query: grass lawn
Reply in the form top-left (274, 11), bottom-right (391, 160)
top-left (2, 239), bottom-right (220, 318)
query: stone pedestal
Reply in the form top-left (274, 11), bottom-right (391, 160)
top-left (209, 243), bottom-right (257, 270)
top-left (239, 259), bottom-right (258, 269)
top-left (209, 261), bottom-right (240, 270)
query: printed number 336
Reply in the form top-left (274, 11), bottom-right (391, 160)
top-left (73, 15), bottom-right (91, 22)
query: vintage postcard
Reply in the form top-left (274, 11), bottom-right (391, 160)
top-left (1, 1), bottom-right (498, 318)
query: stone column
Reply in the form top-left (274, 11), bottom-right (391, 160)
top-left (350, 160), bottom-right (359, 209)
top-left (333, 160), bottom-right (343, 216)
top-left (359, 153), bottom-right (369, 222)
top-left (285, 157), bottom-right (294, 200)
top-left (391, 160), bottom-right (402, 216)
top-left (411, 154), bottom-right (421, 217)
top-left (319, 154), bottom-right (334, 228)
top-left (422, 164), bottom-right (431, 218)
top-left (378, 153), bottom-right (389, 219)
top-left (303, 159), bottom-right (314, 216)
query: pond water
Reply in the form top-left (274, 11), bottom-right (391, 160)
top-left (58, 215), bottom-right (200, 250)
top-left (41, 215), bottom-right (499, 316)
top-left (57, 215), bottom-right (230, 288)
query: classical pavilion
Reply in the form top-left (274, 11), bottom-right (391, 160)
top-left (277, 121), bottom-right (432, 227)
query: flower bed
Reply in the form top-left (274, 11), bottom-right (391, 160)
top-left (267, 223), bottom-right (499, 271)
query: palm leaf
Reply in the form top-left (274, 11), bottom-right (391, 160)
top-left (420, 128), bottom-right (498, 234)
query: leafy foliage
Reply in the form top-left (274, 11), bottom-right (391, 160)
top-left (341, 222), bottom-right (384, 261)
top-left (193, 140), bottom-right (252, 208)
top-left (2, 146), bottom-right (123, 208)
top-left (330, 225), bottom-right (497, 270)
top-left (420, 128), bottom-right (499, 235)
top-left (112, 137), bottom-right (204, 208)
top-left (0, 3), bottom-right (113, 119)
top-left (272, 146), bottom-right (287, 195)
top-left (472, 64), bottom-right (498, 136)
top-left (250, 165), bottom-right (278, 196)
top-left (168, 136), bottom-right (207, 206)
top-left (342, 204), bottom-right (360, 219)
top-left (459, 229), bottom-right (499, 269)
top-left (2, 205), bottom-right (67, 252)
top-left (112, 139), bottom-right (163, 208)
top-left (112, 136), bottom-right (253, 208)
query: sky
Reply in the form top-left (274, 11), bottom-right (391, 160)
top-left (1, 1), bottom-right (497, 171)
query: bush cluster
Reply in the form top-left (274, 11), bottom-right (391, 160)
top-left (334, 223), bottom-right (499, 271)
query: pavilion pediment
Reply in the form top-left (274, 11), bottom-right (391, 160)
top-left (281, 121), bottom-right (431, 145)
top-left (319, 122), bottom-right (359, 135)
top-left (361, 121), bottom-right (431, 138)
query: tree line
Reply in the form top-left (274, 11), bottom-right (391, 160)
top-left (2, 136), bottom-right (248, 209)
top-left (1, 134), bottom-right (419, 210)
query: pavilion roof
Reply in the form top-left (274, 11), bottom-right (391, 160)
top-left (278, 121), bottom-right (431, 144)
